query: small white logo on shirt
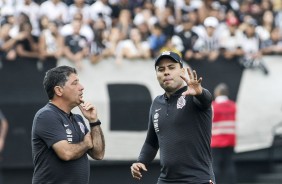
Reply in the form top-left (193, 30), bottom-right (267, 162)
top-left (155, 108), bottom-right (161, 112)
top-left (153, 113), bottom-right (160, 132)
top-left (78, 122), bottom-right (86, 134)
top-left (66, 128), bottom-right (72, 134)
top-left (64, 124), bottom-right (69, 127)
top-left (177, 96), bottom-right (186, 109)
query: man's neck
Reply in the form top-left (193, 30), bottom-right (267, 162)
top-left (49, 100), bottom-right (72, 114)
top-left (165, 84), bottom-right (186, 98)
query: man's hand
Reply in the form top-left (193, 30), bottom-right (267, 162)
top-left (78, 101), bottom-right (98, 122)
top-left (180, 67), bottom-right (203, 96)
top-left (130, 163), bottom-right (147, 180)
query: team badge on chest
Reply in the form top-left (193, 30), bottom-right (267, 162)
top-left (78, 122), bottom-right (86, 134)
top-left (177, 96), bottom-right (186, 109)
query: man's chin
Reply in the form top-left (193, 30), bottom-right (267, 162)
top-left (163, 85), bottom-right (175, 92)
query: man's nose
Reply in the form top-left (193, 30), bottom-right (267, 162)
top-left (80, 84), bottom-right (84, 90)
top-left (164, 68), bottom-right (170, 75)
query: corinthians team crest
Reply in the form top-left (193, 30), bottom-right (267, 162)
top-left (177, 96), bottom-right (186, 109)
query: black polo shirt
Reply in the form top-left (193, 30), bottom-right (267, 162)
top-left (138, 86), bottom-right (215, 184)
top-left (32, 103), bottom-right (90, 184)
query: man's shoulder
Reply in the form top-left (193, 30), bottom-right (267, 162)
top-left (35, 104), bottom-right (59, 118)
top-left (153, 94), bottom-right (164, 102)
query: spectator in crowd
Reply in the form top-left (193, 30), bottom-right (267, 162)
top-left (261, 27), bottom-right (282, 55)
top-left (38, 15), bottom-right (50, 32)
top-left (0, 109), bottom-right (9, 184)
top-left (240, 17), bottom-right (269, 74)
top-left (15, 0), bottom-right (41, 36)
top-left (31, 66), bottom-right (105, 184)
top-left (9, 12), bottom-right (31, 39)
top-left (174, 0), bottom-right (197, 25)
top-left (274, 10), bottom-right (282, 31)
top-left (219, 16), bottom-right (244, 60)
top-left (148, 22), bottom-right (167, 57)
top-left (131, 51), bottom-right (215, 184)
top-left (133, 8), bottom-right (156, 40)
top-left (39, 21), bottom-right (64, 68)
top-left (256, 10), bottom-right (275, 42)
top-left (90, 0), bottom-right (112, 18)
top-left (63, 19), bottom-right (89, 69)
top-left (197, 0), bottom-right (215, 24)
top-left (239, 18), bottom-right (262, 66)
top-left (115, 27), bottom-right (150, 65)
top-left (0, 0), bottom-right (281, 68)
top-left (159, 36), bottom-right (182, 59)
top-left (90, 0), bottom-right (112, 29)
top-left (39, 0), bottom-right (69, 25)
top-left (99, 26), bottom-right (121, 60)
top-left (155, 5), bottom-right (175, 37)
top-left (193, 16), bottom-right (220, 62)
top-left (172, 18), bottom-right (199, 62)
top-left (0, 23), bottom-right (26, 62)
top-left (211, 83), bottom-right (237, 184)
top-left (68, 0), bottom-right (91, 25)
top-left (89, 18), bottom-right (108, 64)
top-left (60, 12), bottom-right (93, 43)
top-left (15, 21), bottom-right (39, 60)
top-left (115, 9), bottom-right (133, 40)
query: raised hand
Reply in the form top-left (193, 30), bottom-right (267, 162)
top-left (180, 67), bottom-right (203, 96)
top-left (78, 101), bottom-right (98, 122)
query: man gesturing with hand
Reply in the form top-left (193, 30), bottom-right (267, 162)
top-left (131, 51), bottom-right (215, 184)
top-left (32, 66), bottom-right (105, 184)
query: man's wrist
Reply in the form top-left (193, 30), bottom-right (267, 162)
top-left (89, 119), bottom-right (101, 127)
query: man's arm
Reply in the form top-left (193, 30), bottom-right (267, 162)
top-left (78, 102), bottom-right (105, 160)
top-left (87, 124), bottom-right (105, 160)
top-left (137, 112), bottom-right (159, 165)
top-left (131, 112), bottom-right (158, 180)
top-left (0, 118), bottom-right (8, 153)
top-left (193, 88), bottom-right (213, 109)
top-left (52, 132), bottom-right (93, 161)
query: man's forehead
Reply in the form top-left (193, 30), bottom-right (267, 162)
top-left (67, 73), bottom-right (79, 81)
top-left (156, 59), bottom-right (178, 67)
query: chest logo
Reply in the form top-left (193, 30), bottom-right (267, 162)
top-left (78, 122), bottom-right (86, 134)
top-left (177, 96), bottom-right (186, 109)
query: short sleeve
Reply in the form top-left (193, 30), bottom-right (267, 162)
top-left (34, 110), bottom-right (67, 148)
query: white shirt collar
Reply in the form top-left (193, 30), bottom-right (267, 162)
top-left (215, 95), bottom-right (229, 103)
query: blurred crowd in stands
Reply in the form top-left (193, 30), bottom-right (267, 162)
top-left (0, 0), bottom-right (282, 70)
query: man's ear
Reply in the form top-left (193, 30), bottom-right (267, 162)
top-left (54, 86), bottom-right (63, 97)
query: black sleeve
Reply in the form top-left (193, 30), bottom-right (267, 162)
top-left (193, 88), bottom-right (213, 110)
top-left (0, 110), bottom-right (5, 120)
top-left (35, 110), bottom-right (67, 148)
top-left (137, 108), bottom-right (159, 165)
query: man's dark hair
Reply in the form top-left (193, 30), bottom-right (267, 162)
top-left (43, 66), bottom-right (77, 99)
top-left (214, 83), bottom-right (229, 97)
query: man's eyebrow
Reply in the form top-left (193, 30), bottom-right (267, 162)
top-left (71, 79), bottom-right (79, 84)
top-left (158, 63), bottom-right (176, 68)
